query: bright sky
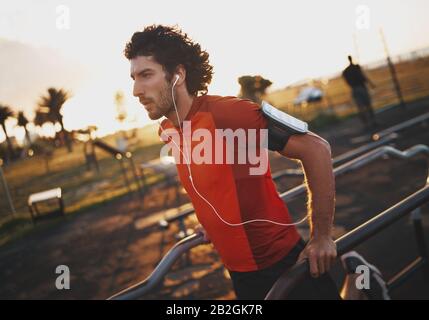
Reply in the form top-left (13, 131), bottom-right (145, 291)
top-left (1, 0), bottom-right (429, 142)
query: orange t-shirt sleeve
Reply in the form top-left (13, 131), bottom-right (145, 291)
top-left (211, 97), bottom-right (268, 131)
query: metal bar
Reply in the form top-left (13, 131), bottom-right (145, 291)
top-left (272, 133), bottom-right (398, 181)
top-left (33, 203), bottom-right (40, 216)
top-left (28, 205), bottom-right (35, 224)
top-left (58, 197), bottom-right (65, 216)
top-left (387, 257), bottom-right (425, 292)
top-left (336, 186), bottom-right (429, 253)
top-left (128, 157), bottom-right (143, 196)
top-left (152, 144), bottom-right (429, 232)
top-left (159, 207), bottom-right (194, 226)
top-left (119, 159), bottom-right (132, 193)
top-left (108, 233), bottom-right (208, 300)
top-left (280, 144), bottom-right (429, 203)
top-left (139, 167), bottom-right (148, 203)
top-left (331, 133), bottom-right (397, 166)
top-left (411, 208), bottom-right (428, 259)
top-left (265, 183), bottom-right (429, 300)
top-left (380, 28), bottom-right (407, 110)
top-left (0, 165), bottom-right (16, 217)
top-left (93, 139), bottom-right (124, 156)
top-left (271, 168), bottom-right (303, 180)
top-left (372, 112), bottom-right (429, 140)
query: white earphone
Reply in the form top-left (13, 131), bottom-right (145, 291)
top-left (157, 74), bottom-right (308, 227)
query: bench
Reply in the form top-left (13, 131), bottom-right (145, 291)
top-left (140, 156), bottom-right (181, 206)
top-left (28, 187), bottom-right (64, 223)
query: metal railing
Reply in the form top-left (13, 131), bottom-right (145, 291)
top-left (109, 144), bottom-right (429, 300)
top-left (272, 133), bottom-right (398, 180)
top-left (280, 144), bottom-right (429, 202)
top-left (265, 176), bottom-right (429, 299)
top-left (372, 112), bottom-right (429, 141)
top-left (150, 142), bottom-right (422, 235)
top-left (272, 112), bottom-right (429, 181)
top-left (108, 232), bottom-right (208, 300)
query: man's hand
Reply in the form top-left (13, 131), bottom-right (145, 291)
top-left (195, 224), bottom-right (210, 242)
top-left (297, 236), bottom-right (337, 278)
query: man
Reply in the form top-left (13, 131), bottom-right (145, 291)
top-left (342, 55), bottom-right (378, 129)
top-left (125, 25), bottom-right (389, 300)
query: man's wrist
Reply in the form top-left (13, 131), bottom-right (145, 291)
top-left (310, 227), bottom-right (333, 240)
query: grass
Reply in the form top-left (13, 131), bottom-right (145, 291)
top-left (0, 129), bottom-right (167, 246)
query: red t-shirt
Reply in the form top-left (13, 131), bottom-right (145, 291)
top-left (158, 95), bottom-right (300, 272)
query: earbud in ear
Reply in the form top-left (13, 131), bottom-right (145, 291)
top-left (172, 74), bottom-right (180, 88)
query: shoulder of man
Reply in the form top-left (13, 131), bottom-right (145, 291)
top-left (204, 95), bottom-right (267, 130)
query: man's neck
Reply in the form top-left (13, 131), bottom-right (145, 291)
top-left (166, 93), bottom-right (195, 128)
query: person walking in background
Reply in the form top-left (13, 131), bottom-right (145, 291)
top-left (342, 55), bottom-right (378, 129)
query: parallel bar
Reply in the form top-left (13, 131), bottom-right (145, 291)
top-left (265, 183), bottom-right (429, 300)
top-left (108, 233), bottom-right (208, 300)
top-left (281, 145), bottom-right (429, 202)
top-left (411, 208), bottom-right (429, 259)
top-left (0, 165), bottom-right (16, 217)
top-left (372, 112), bottom-right (429, 140)
top-left (149, 145), bottom-right (429, 232)
top-left (387, 257), bottom-right (426, 292)
top-left (336, 186), bottom-right (429, 254)
top-left (272, 133), bottom-right (398, 181)
top-left (332, 133), bottom-right (397, 166)
top-left (128, 157), bottom-right (144, 196)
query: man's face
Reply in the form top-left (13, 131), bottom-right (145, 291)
top-left (130, 55), bottom-right (173, 120)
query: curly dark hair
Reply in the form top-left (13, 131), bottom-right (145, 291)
top-left (124, 25), bottom-right (213, 96)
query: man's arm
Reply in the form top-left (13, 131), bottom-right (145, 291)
top-left (366, 77), bottom-right (376, 89)
top-left (277, 131), bottom-right (337, 277)
top-left (358, 65), bottom-right (376, 89)
top-left (363, 74), bottom-right (376, 89)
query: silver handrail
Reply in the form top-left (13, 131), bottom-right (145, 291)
top-left (281, 144), bottom-right (429, 202)
top-left (155, 138), bottom-right (407, 232)
top-left (265, 175), bottom-right (429, 300)
top-left (372, 111), bottom-right (429, 140)
top-left (108, 232), bottom-right (208, 300)
top-left (272, 133), bottom-right (398, 180)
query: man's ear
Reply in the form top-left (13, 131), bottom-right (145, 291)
top-left (174, 65), bottom-right (186, 84)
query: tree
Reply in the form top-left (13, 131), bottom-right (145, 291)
top-left (34, 109), bottom-right (50, 127)
top-left (114, 90), bottom-right (129, 140)
top-left (115, 90), bottom-right (127, 123)
top-left (37, 88), bottom-right (72, 152)
top-left (17, 111), bottom-right (31, 145)
top-left (238, 75), bottom-right (272, 104)
top-left (0, 104), bottom-right (15, 161)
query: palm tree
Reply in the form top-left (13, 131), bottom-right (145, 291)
top-left (114, 90), bottom-right (129, 139)
top-left (238, 75), bottom-right (272, 104)
top-left (0, 104), bottom-right (15, 160)
top-left (17, 111), bottom-right (31, 145)
top-left (37, 88), bottom-right (72, 152)
top-left (34, 109), bottom-right (51, 127)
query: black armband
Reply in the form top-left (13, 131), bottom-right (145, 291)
top-left (261, 101), bottom-right (308, 152)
